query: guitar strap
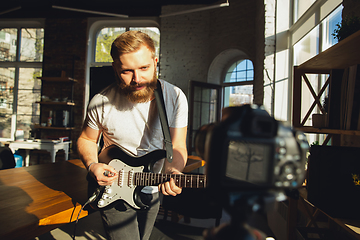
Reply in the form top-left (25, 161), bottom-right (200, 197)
top-left (154, 80), bottom-right (173, 163)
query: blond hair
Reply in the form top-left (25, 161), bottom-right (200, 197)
top-left (110, 30), bottom-right (156, 61)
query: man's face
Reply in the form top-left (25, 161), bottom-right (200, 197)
top-left (113, 44), bottom-right (158, 103)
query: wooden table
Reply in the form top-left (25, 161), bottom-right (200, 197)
top-left (0, 157), bottom-right (205, 240)
top-left (0, 159), bottom-right (89, 240)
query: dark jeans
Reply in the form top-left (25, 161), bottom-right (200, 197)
top-left (100, 192), bottom-right (160, 240)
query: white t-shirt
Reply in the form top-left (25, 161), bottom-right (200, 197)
top-left (85, 79), bottom-right (188, 193)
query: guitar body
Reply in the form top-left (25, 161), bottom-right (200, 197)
top-left (88, 145), bottom-right (166, 210)
top-left (88, 145), bottom-right (206, 210)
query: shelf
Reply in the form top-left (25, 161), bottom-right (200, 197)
top-left (293, 30), bottom-right (360, 130)
top-left (37, 77), bottom-right (78, 83)
top-left (297, 30), bottom-right (360, 72)
top-left (295, 126), bottom-right (360, 136)
top-left (34, 124), bottom-right (75, 130)
top-left (37, 70), bottom-right (78, 82)
top-left (36, 101), bottom-right (75, 106)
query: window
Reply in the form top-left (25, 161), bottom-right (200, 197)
top-left (94, 27), bottom-right (160, 64)
top-left (294, 0), bottom-right (316, 22)
top-left (321, 5), bottom-right (342, 51)
top-left (95, 27), bottom-right (126, 63)
top-left (223, 59), bottom-right (254, 107)
top-left (0, 26), bottom-right (44, 140)
top-left (291, 3), bottom-right (343, 145)
top-left (293, 26), bottom-right (319, 66)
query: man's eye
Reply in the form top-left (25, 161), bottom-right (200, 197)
top-left (141, 66), bottom-right (149, 70)
top-left (122, 70), bottom-right (131, 74)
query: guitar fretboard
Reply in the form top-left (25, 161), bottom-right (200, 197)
top-left (134, 172), bottom-right (206, 188)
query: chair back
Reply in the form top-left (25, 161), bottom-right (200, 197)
top-left (0, 146), bottom-right (16, 170)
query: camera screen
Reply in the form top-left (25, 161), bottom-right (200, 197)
top-left (226, 141), bottom-right (271, 184)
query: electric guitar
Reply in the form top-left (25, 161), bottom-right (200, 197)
top-left (88, 145), bottom-right (207, 210)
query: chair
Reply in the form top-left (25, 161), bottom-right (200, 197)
top-left (0, 146), bottom-right (16, 170)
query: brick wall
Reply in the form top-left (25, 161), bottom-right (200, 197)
top-left (41, 18), bottom-right (87, 153)
top-left (159, 5), bottom-right (211, 93)
top-left (159, 0), bottom-right (265, 104)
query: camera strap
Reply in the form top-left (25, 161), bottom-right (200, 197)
top-left (154, 80), bottom-right (173, 163)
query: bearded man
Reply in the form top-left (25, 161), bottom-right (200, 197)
top-left (77, 30), bottom-right (188, 240)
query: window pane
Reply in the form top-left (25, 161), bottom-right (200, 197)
top-left (20, 28), bottom-right (44, 62)
top-left (236, 70), bottom-right (246, 81)
top-left (17, 68), bottom-right (42, 138)
top-left (224, 59), bottom-right (254, 83)
top-left (224, 85), bottom-right (253, 107)
top-left (129, 27), bottom-right (160, 59)
top-left (0, 67), bottom-right (15, 138)
top-left (95, 27), bottom-right (126, 62)
top-left (293, 26), bottom-right (319, 66)
top-left (294, 0), bottom-right (316, 22)
top-left (0, 28), bottom-right (17, 61)
top-left (321, 5), bottom-right (342, 51)
top-left (194, 86), bottom-right (202, 102)
top-left (201, 88), bottom-right (211, 102)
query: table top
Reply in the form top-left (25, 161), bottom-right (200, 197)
top-left (0, 156), bottom-right (205, 240)
top-left (0, 159), bottom-right (89, 240)
top-left (9, 140), bottom-right (71, 147)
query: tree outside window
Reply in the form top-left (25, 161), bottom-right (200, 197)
top-left (95, 27), bottom-right (160, 63)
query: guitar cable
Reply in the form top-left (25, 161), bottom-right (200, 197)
top-left (72, 171), bottom-right (112, 239)
top-left (72, 190), bottom-right (99, 240)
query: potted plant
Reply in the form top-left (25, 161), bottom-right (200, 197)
top-left (312, 97), bottom-right (328, 128)
top-left (332, 15), bottom-right (360, 41)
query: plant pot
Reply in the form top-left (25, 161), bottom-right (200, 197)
top-left (312, 114), bottom-right (327, 128)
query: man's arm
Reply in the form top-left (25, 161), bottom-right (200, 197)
top-left (158, 126), bottom-right (188, 196)
top-left (77, 126), bottom-right (117, 186)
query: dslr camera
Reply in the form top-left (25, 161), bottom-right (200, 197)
top-left (195, 104), bottom-right (309, 193)
top-left (196, 104), bottom-right (309, 239)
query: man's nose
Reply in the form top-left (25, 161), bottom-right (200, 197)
top-left (131, 70), bottom-right (140, 84)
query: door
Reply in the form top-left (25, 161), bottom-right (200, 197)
top-left (188, 81), bottom-right (221, 155)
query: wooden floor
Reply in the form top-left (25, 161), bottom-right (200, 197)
top-left (34, 206), bottom-right (278, 240)
top-left (34, 208), bottom-right (231, 240)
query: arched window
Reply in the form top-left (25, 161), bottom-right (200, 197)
top-left (223, 59), bottom-right (254, 107)
top-left (94, 27), bottom-right (160, 63)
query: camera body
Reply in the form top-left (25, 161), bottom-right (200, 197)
top-left (196, 104), bottom-right (309, 193)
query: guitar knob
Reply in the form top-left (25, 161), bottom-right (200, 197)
top-left (98, 199), bottom-right (105, 206)
top-left (105, 188), bottom-right (112, 194)
top-left (102, 194), bottom-right (109, 199)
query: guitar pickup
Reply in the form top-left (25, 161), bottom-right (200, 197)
top-left (118, 170), bottom-right (124, 187)
top-left (128, 170), bottom-right (134, 188)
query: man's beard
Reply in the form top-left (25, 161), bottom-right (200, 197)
top-left (117, 71), bottom-right (157, 103)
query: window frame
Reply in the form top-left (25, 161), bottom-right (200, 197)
top-left (222, 58), bottom-right (254, 108)
top-left (0, 20), bottom-right (44, 141)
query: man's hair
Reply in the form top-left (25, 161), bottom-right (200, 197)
top-left (110, 30), bottom-right (156, 61)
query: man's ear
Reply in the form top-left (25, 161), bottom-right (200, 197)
top-left (112, 62), bottom-right (120, 75)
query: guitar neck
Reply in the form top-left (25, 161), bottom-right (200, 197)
top-left (134, 172), bottom-right (206, 188)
